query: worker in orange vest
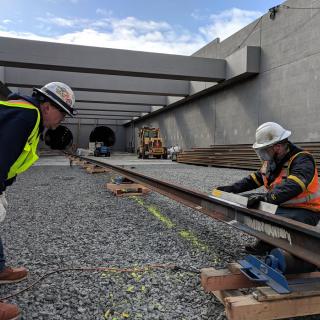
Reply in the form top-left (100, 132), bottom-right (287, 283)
top-left (215, 122), bottom-right (320, 255)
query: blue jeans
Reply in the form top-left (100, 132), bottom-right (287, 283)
top-left (276, 207), bottom-right (320, 226)
top-left (0, 237), bottom-right (5, 271)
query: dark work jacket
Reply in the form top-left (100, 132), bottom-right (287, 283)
top-left (229, 142), bottom-right (316, 205)
top-left (0, 94), bottom-right (43, 193)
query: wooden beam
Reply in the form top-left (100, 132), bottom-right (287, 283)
top-left (201, 268), bottom-right (257, 292)
top-left (225, 294), bottom-right (320, 320)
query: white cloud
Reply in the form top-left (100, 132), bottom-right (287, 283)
top-left (36, 14), bottom-right (90, 28)
top-left (199, 8), bottom-right (261, 41)
top-left (0, 8), bottom-right (262, 55)
top-left (0, 14), bottom-right (206, 55)
top-left (190, 9), bottom-right (208, 21)
top-left (96, 8), bottom-right (113, 16)
top-left (0, 27), bottom-right (205, 55)
top-left (2, 19), bottom-right (12, 24)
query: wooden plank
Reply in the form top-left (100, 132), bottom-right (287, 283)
top-left (255, 282), bottom-right (320, 301)
top-left (176, 142), bottom-right (320, 173)
top-left (86, 165), bottom-right (111, 174)
top-left (72, 160), bottom-right (86, 165)
top-left (225, 294), bottom-right (320, 320)
top-left (81, 162), bottom-right (92, 169)
top-left (201, 268), bottom-right (257, 292)
top-left (115, 187), bottom-right (143, 196)
top-left (213, 289), bottom-right (244, 305)
top-left (227, 263), bottom-right (242, 274)
top-left (106, 183), bottom-right (148, 191)
top-left (105, 183), bottom-right (149, 196)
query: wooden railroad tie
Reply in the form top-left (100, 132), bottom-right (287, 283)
top-left (70, 159), bottom-right (87, 166)
top-left (105, 182), bottom-right (149, 197)
top-left (201, 263), bottom-right (320, 320)
top-left (86, 164), bottom-right (111, 174)
top-left (80, 161), bottom-right (93, 169)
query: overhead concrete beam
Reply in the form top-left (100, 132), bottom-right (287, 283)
top-left (74, 116), bottom-right (133, 120)
top-left (4, 68), bottom-right (189, 96)
top-left (73, 92), bottom-right (166, 105)
top-left (127, 46), bottom-right (261, 125)
top-left (64, 118), bottom-right (126, 125)
top-left (76, 111), bottom-right (143, 117)
top-left (189, 46), bottom-right (260, 95)
top-left (76, 102), bottom-right (152, 112)
top-left (77, 108), bottom-right (149, 114)
top-left (0, 36), bottom-right (226, 81)
top-left (226, 46), bottom-right (260, 80)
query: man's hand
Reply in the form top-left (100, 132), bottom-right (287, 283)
top-left (216, 185), bottom-right (235, 193)
top-left (247, 194), bottom-right (267, 208)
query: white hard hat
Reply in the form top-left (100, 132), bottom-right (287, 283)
top-left (253, 122), bottom-right (291, 149)
top-left (34, 82), bottom-right (76, 117)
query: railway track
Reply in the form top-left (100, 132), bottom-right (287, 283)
top-left (72, 154), bottom-right (320, 268)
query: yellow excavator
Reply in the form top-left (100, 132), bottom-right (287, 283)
top-left (137, 127), bottom-right (167, 159)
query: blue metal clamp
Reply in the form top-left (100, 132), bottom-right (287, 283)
top-left (239, 254), bottom-right (291, 294)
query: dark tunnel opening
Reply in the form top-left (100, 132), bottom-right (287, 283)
top-left (44, 125), bottom-right (73, 150)
top-left (89, 126), bottom-right (116, 147)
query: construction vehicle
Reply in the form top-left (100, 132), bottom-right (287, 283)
top-left (94, 142), bottom-right (111, 157)
top-left (137, 127), bottom-right (167, 159)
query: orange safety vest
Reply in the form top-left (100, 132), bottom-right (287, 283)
top-left (262, 152), bottom-right (320, 212)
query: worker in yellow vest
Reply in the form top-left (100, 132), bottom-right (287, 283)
top-left (215, 122), bottom-right (320, 255)
top-left (0, 82), bottom-right (75, 320)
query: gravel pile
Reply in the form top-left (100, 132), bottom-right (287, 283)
top-left (0, 161), bottom-right (316, 319)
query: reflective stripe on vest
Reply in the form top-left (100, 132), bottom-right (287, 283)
top-left (0, 100), bottom-right (40, 179)
top-left (262, 151), bottom-right (320, 212)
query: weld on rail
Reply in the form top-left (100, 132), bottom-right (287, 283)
top-left (75, 155), bottom-right (320, 267)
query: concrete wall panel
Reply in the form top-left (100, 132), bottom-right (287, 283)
top-left (133, 95), bottom-right (215, 149)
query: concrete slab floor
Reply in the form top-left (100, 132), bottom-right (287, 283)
top-left (86, 153), bottom-right (178, 166)
top-left (33, 153), bottom-right (178, 167)
top-left (33, 156), bottom-right (70, 166)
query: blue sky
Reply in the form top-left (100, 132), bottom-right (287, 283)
top-left (0, 0), bottom-right (281, 55)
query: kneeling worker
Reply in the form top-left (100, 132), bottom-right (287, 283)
top-left (215, 122), bottom-right (320, 254)
top-left (0, 82), bottom-right (76, 319)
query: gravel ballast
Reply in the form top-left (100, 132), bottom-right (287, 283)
top-left (0, 160), bottom-right (317, 319)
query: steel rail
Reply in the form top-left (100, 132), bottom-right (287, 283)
top-left (76, 155), bottom-right (320, 267)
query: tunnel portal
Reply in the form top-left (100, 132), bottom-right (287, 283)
top-left (89, 126), bottom-right (116, 147)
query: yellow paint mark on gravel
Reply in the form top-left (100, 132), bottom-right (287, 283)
top-left (130, 196), bottom-right (175, 228)
top-left (130, 196), bottom-right (213, 255)
top-left (147, 205), bottom-right (175, 228)
top-left (179, 230), bottom-right (209, 252)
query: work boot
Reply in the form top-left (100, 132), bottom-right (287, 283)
top-left (0, 267), bottom-right (27, 284)
top-left (245, 240), bottom-right (273, 255)
top-left (0, 302), bottom-right (20, 320)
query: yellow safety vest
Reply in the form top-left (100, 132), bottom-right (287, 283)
top-left (0, 100), bottom-right (41, 180)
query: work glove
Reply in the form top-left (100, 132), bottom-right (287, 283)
top-left (247, 194), bottom-right (267, 208)
top-left (0, 201), bottom-right (6, 223)
top-left (0, 193), bottom-right (8, 209)
top-left (216, 185), bottom-right (235, 193)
